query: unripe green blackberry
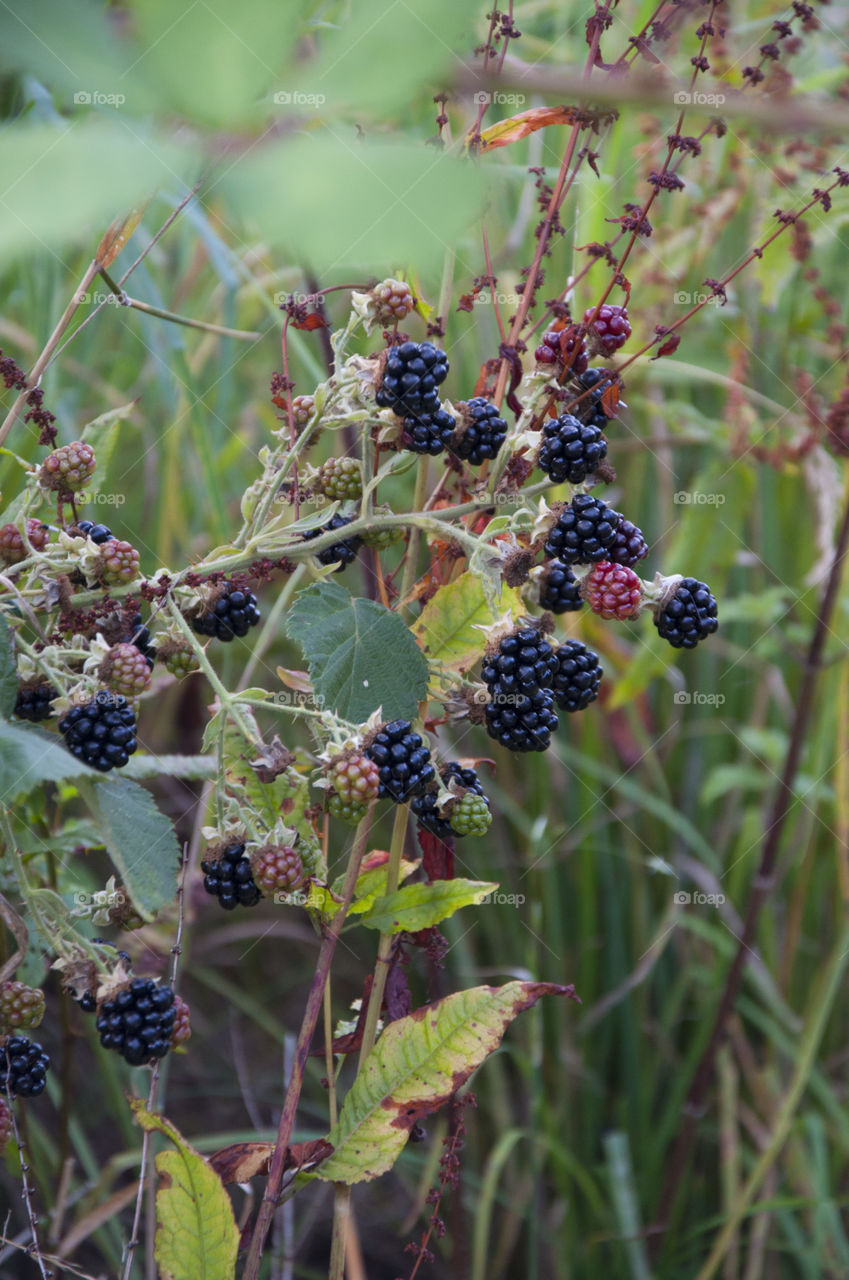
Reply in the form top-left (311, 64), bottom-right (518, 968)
top-left (161, 643), bottom-right (199, 678)
top-left (372, 278), bottom-right (415, 325)
top-left (0, 1099), bottom-right (12, 1149)
top-left (450, 791), bottom-right (492, 837)
top-left (0, 518), bottom-right (49, 564)
top-left (316, 456), bottom-right (362, 501)
top-left (171, 994), bottom-right (191, 1047)
top-left (361, 522), bottom-right (405, 550)
top-left (252, 844), bottom-right (305, 896)
top-left (0, 982), bottom-right (45, 1032)
top-left (99, 539), bottom-right (140, 584)
top-left (327, 792), bottom-right (368, 825)
top-left (39, 441), bottom-right (96, 494)
top-left (99, 642), bottom-right (152, 698)
top-left (328, 752), bottom-right (380, 806)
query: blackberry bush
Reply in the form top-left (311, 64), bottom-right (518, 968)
top-left (201, 841), bottom-right (262, 910)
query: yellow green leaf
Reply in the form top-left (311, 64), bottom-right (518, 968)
top-left (356, 878), bottom-right (498, 934)
top-left (412, 573), bottom-right (523, 674)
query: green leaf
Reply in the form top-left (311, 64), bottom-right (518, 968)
top-left (356, 879), bottom-right (498, 934)
top-left (220, 719), bottom-right (318, 859)
top-left (318, 981), bottom-right (579, 1183)
top-left (80, 402), bottom-right (136, 501)
top-left (412, 572), bottom-right (524, 674)
top-left (83, 777), bottom-right (179, 921)
top-left (130, 1101), bottom-right (239, 1280)
top-left (286, 582), bottom-right (429, 723)
top-left (0, 612), bottom-right (17, 718)
top-left (0, 720), bottom-right (98, 803)
top-left (700, 764), bottom-right (769, 807)
top-left (332, 858), bottom-right (420, 918)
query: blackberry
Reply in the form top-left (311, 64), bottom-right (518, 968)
top-left (534, 328), bottom-right (589, 375)
top-left (0, 518), bottom-right (49, 564)
top-left (99, 642), bottom-right (152, 698)
top-left (537, 414), bottom-right (607, 485)
top-left (481, 626), bottom-right (557, 698)
top-left (201, 841), bottom-right (262, 910)
top-left (0, 1098), bottom-right (11, 1148)
top-left (446, 398), bottom-right (507, 466)
top-left (543, 494), bottom-right (621, 565)
top-left (412, 762), bottom-right (489, 838)
top-left (607, 517), bottom-right (648, 567)
top-left (0, 982), bottom-right (45, 1032)
top-left (99, 539), bottom-right (140, 584)
top-left (327, 753), bottom-right (380, 824)
top-left (485, 685), bottom-right (558, 753)
top-left (583, 304), bottom-right (631, 356)
top-left (125, 613), bottom-right (156, 670)
top-left (450, 791), bottom-right (492, 837)
top-left (375, 341), bottom-right (448, 416)
top-left (39, 441), bottom-right (96, 494)
top-left (371, 278), bottom-right (415, 325)
top-left (401, 408), bottom-right (454, 456)
top-left (572, 368), bottom-right (618, 429)
top-left (252, 844), bottom-right (305, 897)
top-left (583, 561), bottom-right (643, 620)
top-left (171, 994), bottom-right (191, 1047)
top-left (539, 561), bottom-right (584, 614)
top-left (192, 583), bottom-right (261, 641)
top-left (365, 720), bottom-right (435, 802)
top-left (58, 691), bottom-right (138, 772)
top-left (552, 640), bottom-right (603, 713)
top-left (95, 978), bottom-right (176, 1067)
top-left (316, 456), bottom-right (362, 501)
top-left (158, 640), bottom-right (198, 678)
top-left (292, 395), bottom-right (316, 432)
top-left (14, 681), bottom-right (57, 722)
top-left (303, 513), bottom-right (362, 569)
top-left (654, 577), bottom-right (718, 649)
top-left (0, 1036), bottom-right (50, 1097)
top-left (76, 519), bottom-right (114, 544)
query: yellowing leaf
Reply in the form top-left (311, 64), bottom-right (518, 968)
top-left (412, 572), bottom-right (523, 673)
top-left (356, 878), bottom-right (498, 934)
top-left (318, 981), bottom-right (579, 1183)
top-left (473, 107), bottom-right (579, 152)
top-left (96, 204), bottom-right (148, 269)
top-left (130, 1101), bottom-right (239, 1280)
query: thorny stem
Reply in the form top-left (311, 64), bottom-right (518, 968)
top-left (651, 478), bottom-right (849, 1254)
top-left (242, 803), bottom-right (376, 1280)
top-left (2, 1075), bottom-right (51, 1280)
top-left (163, 597), bottom-right (260, 745)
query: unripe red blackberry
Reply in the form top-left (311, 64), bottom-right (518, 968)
top-left (99, 642), bottom-right (152, 698)
top-left (171, 994), bottom-right (191, 1047)
top-left (99, 539), bottom-right (140, 584)
top-left (0, 982), bottom-right (45, 1032)
top-left (292, 395), bottom-right (316, 430)
top-left (583, 304), bottom-right (631, 356)
top-left (326, 752), bottom-right (379, 824)
top-left (534, 328), bottom-right (589, 375)
top-left (252, 844), bottom-right (305, 896)
top-left (0, 1099), bottom-right (12, 1149)
top-left (0, 518), bottom-right (49, 564)
top-left (583, 561), bottom-right (643, 620)
top-left (371, 278), bottom-right (415, 325)
top-left (607, 517), bottom-right (648, 567)
top-left (316, 456), bottom-right (362, 501)
top-left (39, 441), bottom-right (96, 494)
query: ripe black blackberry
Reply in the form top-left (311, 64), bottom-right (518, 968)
top-left (551, 640), bottom-right (603, 712)
top-left (485, 685), bottom-right (558, 752)
top-left (76, 519), bottom-right (114, 544)
top-left (537, 414), bottom-right (607, 484)
top-left (95, 978), bottom-right (176, 1067)
top-left (201, 841), bottom-right (262, 910)
top-left (365, 720), bottom-right (435, 802)
top-left (402, 408), bottom-right (454, 456)
top-left (654, 577), bottom-right (718, 649)
top-left (58, 691), bottom-right (137, 771)
top-left (191, 584), bottom-right (261, 642)
top-left (543, 494), bottom-right (621, 565)
top-left (375, 341), bottom-right (449, 415)
top-left (539, 561), bottom-right (584, 614)
top-left (481, 626), bottom-right (557, 698)
top-left (303, 514), bottom-right (362, 569)
top-left (607, 517), bottom-right (648, 567)
top-left (411, 763), bottom-right (487, 838)
top-left (572, 368), bottom-right (618, 429)
top-left (14, 681), bottom-right (57, 721)
top-left (446, 398), bottom-right (507, 465)
top-left (125, 612), bottom-right (156, 669)
top-left (0, 1036), bottom-right (50, 1097)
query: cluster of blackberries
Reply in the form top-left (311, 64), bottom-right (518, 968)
top-left (191, 582), bottom-right (261, 641)
top-left (412, 763), bottom-right (491, 838)
top-left (14, 681), bottom-right (57, 721)
top-left (201, 841), bottom-right (262, 910)
top-left (95, 978), bottom-right (176, 1066)
top-left (304, 513), bottom-right (362, 569)
top-left (76, 518), bottom-right (114, 545)
top-left (58, 691), bottom-right (138, 772)
top-left (481, 627), bottom-right (559, 752)
top-left (365, 720), bottom-right (435, 803)
top-left (0, 1036), bottom-right (50, 1097)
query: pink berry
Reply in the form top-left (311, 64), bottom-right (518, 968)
top-left (583, 561), bottom-right (643, 620)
